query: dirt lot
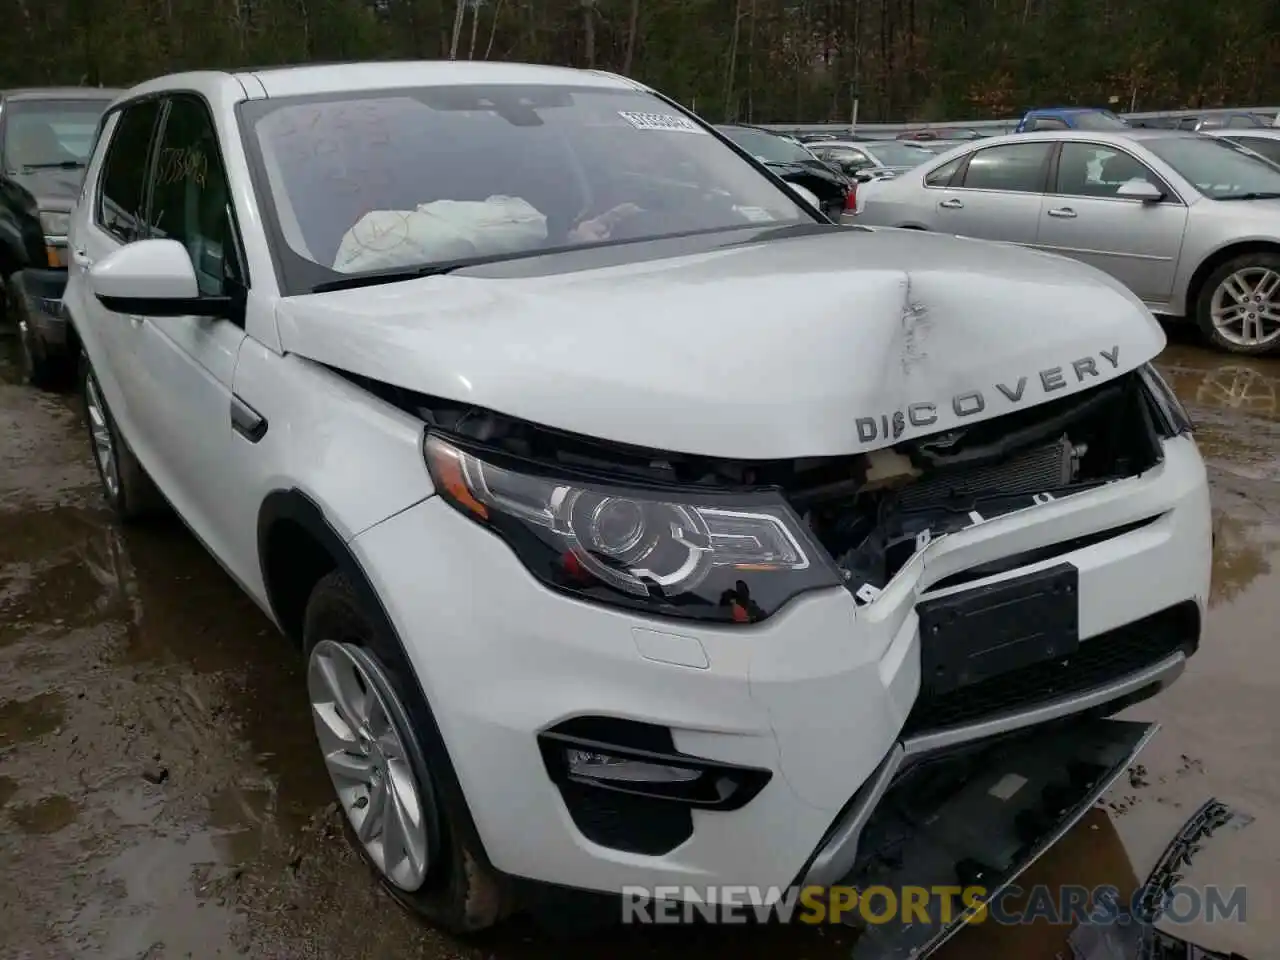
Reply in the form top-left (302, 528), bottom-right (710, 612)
top-left (1, 330), bottom-right (1277, 960)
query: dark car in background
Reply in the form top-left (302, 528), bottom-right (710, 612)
top-left (716, 124), bottom-right (854, 219)
top-left (1, 86), bottom-right (121, 385)
top-left (807, 139), bottom-right (936, 180)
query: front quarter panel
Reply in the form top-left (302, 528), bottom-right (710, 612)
top-left (232, 335), bottom-right (435, 602)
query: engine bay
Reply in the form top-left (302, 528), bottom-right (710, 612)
top-left (365, 368), bottom-right (1171, 599)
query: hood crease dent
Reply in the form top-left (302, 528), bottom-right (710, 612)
top-left (275, 228), bottom-right (1167, 460)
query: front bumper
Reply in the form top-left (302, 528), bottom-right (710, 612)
top-left (16, 264), bottom-right (70, 351)
top-left (350, 433), bottom-right (1210, 896)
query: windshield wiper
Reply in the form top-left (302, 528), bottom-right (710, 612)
top-left (1215, 191), bottom-right (1280, 201)
top-left (311, 261), bottom-right (472, 293)
top-left (22, 160), bottom-right (86, 171)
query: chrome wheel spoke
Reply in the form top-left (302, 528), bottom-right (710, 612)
top-left (1256, 269), bottom-right (1280, 303)
top-left (314, 652), bottom-right (369, 734)
top-left (356, 773), bottom-right (388, 843)
top-left (1222, 272), bottom-right (1252, 303)
top-left (324, 747), bottom-right (374, 783)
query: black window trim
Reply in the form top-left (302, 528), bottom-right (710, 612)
top-left (94, 94), bottom-right (165, 245)
top-left (147, 91), bottom-right (252, 299)
top-left (1046, 139), bottom-right (1186, 207)
top-left (932, 140), bottom-right (1056, 195)
top-left (921, 154), bottom-right (967, 189)
top-left (94, 89), bottom-right (251, 326)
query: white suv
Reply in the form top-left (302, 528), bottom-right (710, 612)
top-left (65, 62), bottom-right (1211, 951)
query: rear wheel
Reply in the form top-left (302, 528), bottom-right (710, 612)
top-left (303, 571), bottom-right (511, 933)
top-left (1194, 254), bottom-right (1280, 355)
top-left (80, 352), bottom-right (166, 522)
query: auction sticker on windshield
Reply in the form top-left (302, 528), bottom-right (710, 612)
top-left (618, 111), bottom-right (707, 134)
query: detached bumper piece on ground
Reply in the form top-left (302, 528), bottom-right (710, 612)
top-left (839, 717), bottom-right (1156, 959)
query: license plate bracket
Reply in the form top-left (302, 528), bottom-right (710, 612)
top-left (917, 562), bottom-right (1079, 697)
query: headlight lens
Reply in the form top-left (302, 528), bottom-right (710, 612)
top-left (424, 434), bottom-right (841, 623)
top-left (39, 211), bottom-right (70, 238)
top-left (1138, 363), bottom-right (1193, 436)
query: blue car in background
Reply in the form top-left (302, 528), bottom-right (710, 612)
top-left (1014, 107), bottom-right (1130, 133)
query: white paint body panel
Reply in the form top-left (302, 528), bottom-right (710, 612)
top-left (277, 226), bottom-right (1166, 459)
top-left (63, 63), bottom-right (1211, 901)
top-left (352, 436), bottom-right (1209, 891)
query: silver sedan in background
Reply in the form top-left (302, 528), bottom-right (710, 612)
top-left (856, 130), bottom-right (1280, 355)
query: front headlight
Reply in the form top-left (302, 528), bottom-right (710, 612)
top-left (39, 211), bottom-right (70, 238)
top-left (424, 434), bottom-right (841, 624)
top-left (1139, 363), bottom-right (1193, 436)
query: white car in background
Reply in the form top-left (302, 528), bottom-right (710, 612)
top-left (63, 62), bottom-right (1209, 955)
top-left (855, 129), bottom-right (1280, 355)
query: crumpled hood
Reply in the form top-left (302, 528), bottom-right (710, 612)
top-left (275, 226), bottom-right (1166, 459)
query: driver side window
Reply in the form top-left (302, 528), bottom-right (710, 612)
top-left (147, 95), bottom-right (242, 297)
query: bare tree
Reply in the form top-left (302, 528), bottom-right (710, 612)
top-left (448, 0), bottom-right (466, 59)
top-left (581, 0), bottom-right (597, 68)
top-left (622, 0), bottom-right (639, 74)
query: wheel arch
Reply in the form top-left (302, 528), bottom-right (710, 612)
top-left (255, 488), bottom-right (500, 874)
top-left (1186, 240), bottom-right (1280, 316)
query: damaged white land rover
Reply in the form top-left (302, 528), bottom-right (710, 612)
top-left (65, 62), bottom-right (1211, 954)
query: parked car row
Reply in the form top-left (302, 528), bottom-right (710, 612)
top-left (11, 61), bottom-right (1211, 958)
top-left (853, 128), bottom-right (1280, 354)
top-left (0, 86), bottom-right (121, 386)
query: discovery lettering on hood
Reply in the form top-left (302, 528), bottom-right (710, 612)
top-left (855, 345), bottom-right (1123, 444)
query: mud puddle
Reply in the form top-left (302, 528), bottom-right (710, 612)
top-left (1, 332), bottom-right (1277, 959)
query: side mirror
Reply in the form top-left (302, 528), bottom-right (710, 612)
top-left (89, 238), bottom-right (234, 318)
top-left (1116, 179), bottom-right (1165, 203)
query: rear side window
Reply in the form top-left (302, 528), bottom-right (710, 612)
top-left (96, 100), bottom-right (161, 243)
top-left (960, 142), bottom-right (1053, 193)
top-left (1231, 137), bottom-right (1280, 165)
top-left (1026, 117), bottom-right (1069, 131)
top-left (924, 156), bottom-right (964, 186)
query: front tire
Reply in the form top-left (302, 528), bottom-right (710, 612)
top-left (80, 352), bottom-right (166, 522)
top-left (303, 571), bottom-right (511, 933)
top-left (1194, 254), bottom-right (1280, 355)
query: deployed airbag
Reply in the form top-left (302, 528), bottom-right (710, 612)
top-left (332, 195), bottom-right (548, 273)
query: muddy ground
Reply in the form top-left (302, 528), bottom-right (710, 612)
top-left (1, 329), bottom-right (1277, 960)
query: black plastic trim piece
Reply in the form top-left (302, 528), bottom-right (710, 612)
top-left (538, 725), bottom-right (773, 811)
top-left (95, 293), bottom-right (237, 320)
top-left (916, 562), bottom-right (1080, 698)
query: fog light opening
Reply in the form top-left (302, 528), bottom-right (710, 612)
top-left (566, 748), bottom-right (700, 784)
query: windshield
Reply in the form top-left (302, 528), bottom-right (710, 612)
top-left (240, 86), bottom-right (811, 292)
top-left (1145, 136), bottom-right (1280, 199)
top-left (1072, 111), bottom-right (1129, 131)
top-left (862, 142), bottom-right (935, 167)
top-left (3, 98), bottom-right (111, 170)
top-left (718, 127), bottom-right (817, 165)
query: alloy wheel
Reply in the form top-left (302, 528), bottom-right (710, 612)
top-left (84, 372), bottom-right (120, 499)
top-left (307, 639), bottom-right (430, 891)
top-left (1210, 266), bottom-right (1280, 348)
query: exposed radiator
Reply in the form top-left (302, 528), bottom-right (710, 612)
top-left (896, 435), bottom-right (1076, 511)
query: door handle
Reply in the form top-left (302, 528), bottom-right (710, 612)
top-left (231, 394), bottom-right (268, 443)
top-left (1047, 207), bottom-right (1077, 219)
top-left (938, 198), bottom-right (964, 209)
top-left (71, 246), bottom-right (93, 267)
